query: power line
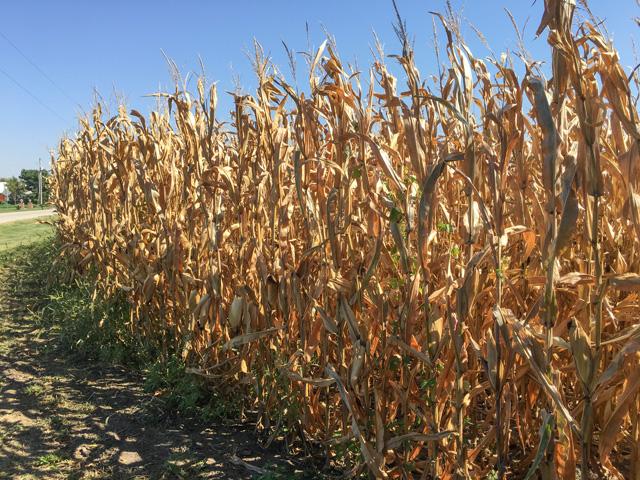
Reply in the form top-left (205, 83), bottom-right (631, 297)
top-left (0, 66), bottom-right (67, 123)
top-left (0, 29), bottom-right (78, 106)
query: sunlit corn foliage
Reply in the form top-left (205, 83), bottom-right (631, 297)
top-left (52, 1), bottom-right (640, 478)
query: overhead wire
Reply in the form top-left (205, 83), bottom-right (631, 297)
top-left (0, 66), bottom-right (67, 123)
top-left (0, 29), bottom-right (78, 106)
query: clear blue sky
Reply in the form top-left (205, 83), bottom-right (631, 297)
top-left (1, 1), bottom-right (637, 177)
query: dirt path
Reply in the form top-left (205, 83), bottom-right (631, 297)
top-left (0, 209), bottom-right (56, 225)
top-left (0, 253), bottom-right (310, 479)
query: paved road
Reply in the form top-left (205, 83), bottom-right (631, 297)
top-left (0, 208), bottom-right (56, 225)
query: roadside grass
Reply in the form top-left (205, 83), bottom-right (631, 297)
top-left (0, 203), bottom-right (18, 213)
top-left (0, 203), bottom-right (51, 213)
top-left (0, 216), bottom-right (55, 252)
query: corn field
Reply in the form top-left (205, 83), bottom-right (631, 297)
top-left (51, 1), bottom-right (640, 478)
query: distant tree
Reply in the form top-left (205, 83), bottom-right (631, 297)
top-left (6, 177), bottom-right (26, 204)
top-left (18, 169), bottom-right (50, 204)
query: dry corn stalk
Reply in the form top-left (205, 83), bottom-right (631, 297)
top-left (52, 2), bottom-right (640, 478)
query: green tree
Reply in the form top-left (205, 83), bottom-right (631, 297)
top-left (6, 177), bottom-right (26, 204)
top-left (18, 169), bottom-right (50, 204)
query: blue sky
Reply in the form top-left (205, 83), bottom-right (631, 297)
top-left (1, 1), bottom-right (637, 177)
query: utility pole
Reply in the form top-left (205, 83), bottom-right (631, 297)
top-left (38, 157), bottom-right (43, 206)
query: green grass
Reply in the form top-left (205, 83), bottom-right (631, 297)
top-left (0, 216), bottom-right (55, 252)
top-left (0, 203), bottom-right (52, 213)
top-left (35, 453), bottom-right (64, 466)
top-left (0, 203), bottom-right (18, 213)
